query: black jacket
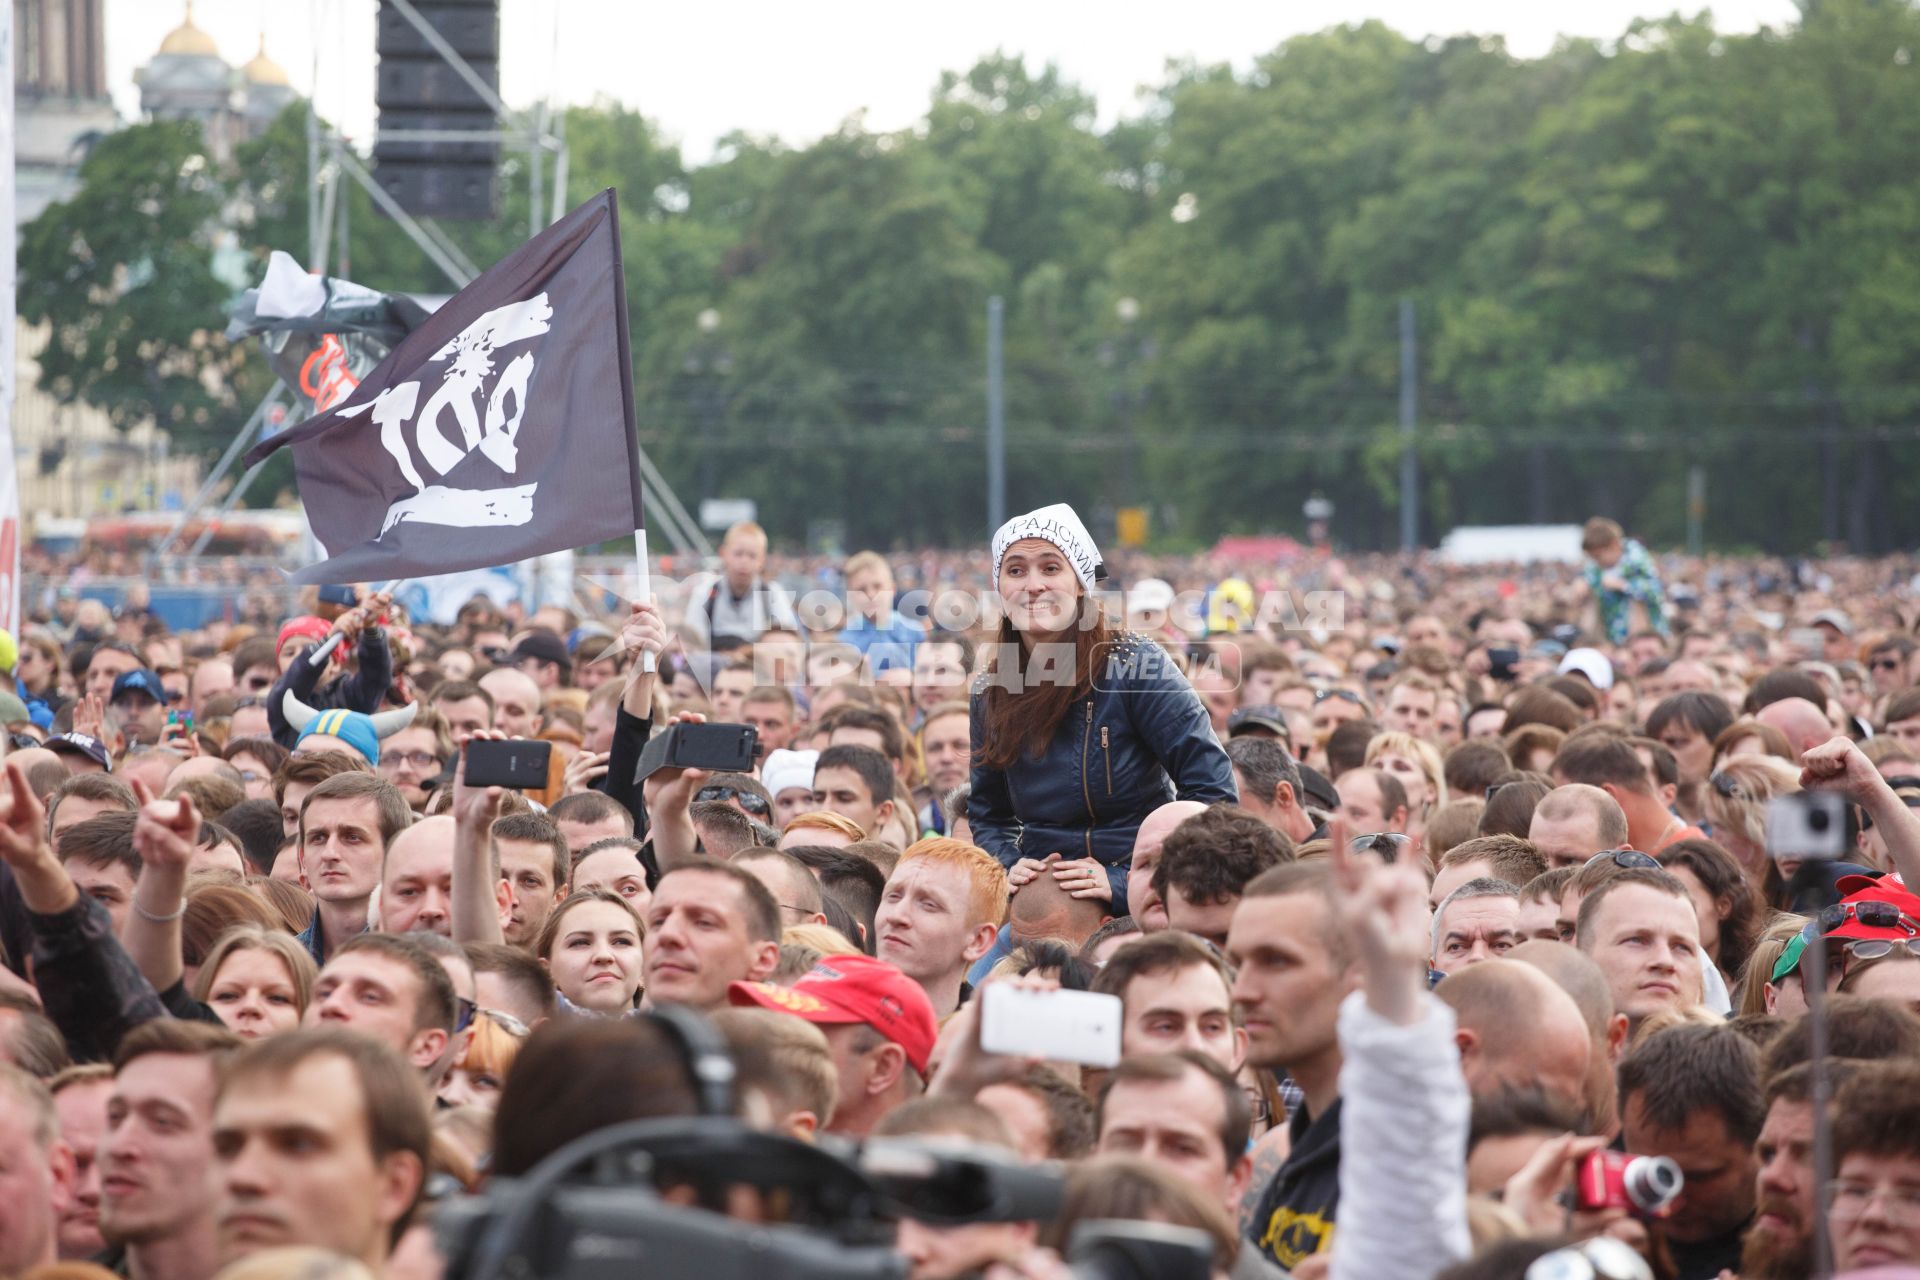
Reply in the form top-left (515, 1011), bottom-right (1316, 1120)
top-left (597, 705), bottom-right (653, 842)
top-left (1246, 1096), bottom-right (1341, 1272)
top-left (265, 628), bottom-right (394, 749)
top-left (968, 635), bottom-right (1237, 901)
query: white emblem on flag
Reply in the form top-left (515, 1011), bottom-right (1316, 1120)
top-left (337, 294), bottom-right (554, 536)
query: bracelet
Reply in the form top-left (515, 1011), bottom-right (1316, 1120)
top-left (131, 896), bottom-right (186, 924)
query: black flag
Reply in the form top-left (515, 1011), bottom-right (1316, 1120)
top-left (248, 189), bottom-right (644, 585)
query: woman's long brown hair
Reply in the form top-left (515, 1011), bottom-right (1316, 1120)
top-left (977, 598), bottom-right (1117, 771)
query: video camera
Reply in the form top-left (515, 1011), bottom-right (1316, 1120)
top-left (437, 1116), bottom-right (1213, 1280)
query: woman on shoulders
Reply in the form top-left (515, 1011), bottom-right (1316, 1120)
top-left (969, 504), bottom-right (1237, 906)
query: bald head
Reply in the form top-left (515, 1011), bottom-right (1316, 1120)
top-left (379, 815), bottom-right (467, 935)
top-left (1127, 801), bottom-right (1208, 931)
top-left (1010, 871), bottom-right (1109, 947)
top-left (1436, 959), bottom-right (1590, 1111)
top-left (1509, 938), bottom-right (1621, 1134)
top-left (7, 747), bottom-right (60, 782)
top-left (1509, 939), bottom-right (1613, 1034)
top-left (1756, 697), bottom-right (1831, 762)
top-left (1528, 784), bottom-right (1629, 869)
top-left (1138, 801), bottom-right (1209, 853)
top-left (479, 668), bottom-right (543, 738)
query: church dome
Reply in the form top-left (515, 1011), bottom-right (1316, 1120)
top-left (158, 3), bottom-right (220, 58)
top-left (242, 35), bottom-right (289, 86)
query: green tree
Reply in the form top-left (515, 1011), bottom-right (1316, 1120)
top-left (17, 120), bottom-right (239, 452)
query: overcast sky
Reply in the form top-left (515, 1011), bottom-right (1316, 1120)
top-left (108, 0), bottom-right (1802, 164)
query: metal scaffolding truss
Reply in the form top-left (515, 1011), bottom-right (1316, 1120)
top-left (161, 0), bottom-right (711, 563)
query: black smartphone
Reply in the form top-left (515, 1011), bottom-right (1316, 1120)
top-left (463, 738), bottom-right (553, 789)
top-left (1487, 647), bottom-right (1520, 681)
top-left (635, 722), bottom-right (760, 783)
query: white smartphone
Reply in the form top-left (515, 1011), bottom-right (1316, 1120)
top-left (977, 985), bottom-right (1123, 1068)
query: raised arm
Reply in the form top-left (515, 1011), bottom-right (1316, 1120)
top-left (450, 736), bottom-right (507, 945)
top-left (1327, 816), bottom-right (1473, 1280)
top-left (121, 780), bottom-right (201, 994)
top-left (1802, 736), bottom-right (1920, 888)
top-left (0, 762), bottom-right (168, 1060)
top-left (600, 602), bottom-right (667, 834)
top-left (335, 602), bottom-right (396, 713)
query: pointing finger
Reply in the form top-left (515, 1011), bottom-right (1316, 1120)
top-left (5, 763), bottom-right (38, 832)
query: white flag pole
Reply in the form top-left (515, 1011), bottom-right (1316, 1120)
top-left (633, 528), bottom-right (655, 673)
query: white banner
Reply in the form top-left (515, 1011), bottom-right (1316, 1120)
top-left (0, 5), bottom-right (19, 637)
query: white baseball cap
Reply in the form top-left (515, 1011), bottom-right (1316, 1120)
top-left (1557, 647), bottom-right (1615, 691)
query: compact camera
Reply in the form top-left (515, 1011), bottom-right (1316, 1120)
top-left (1574, 1151), bottom-right (1683, 1220)
top-left (1765, 791), bottom-right (1849, 861)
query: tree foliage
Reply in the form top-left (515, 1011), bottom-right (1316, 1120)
top-left (17, 121), bottom-right (237, 451)
top-left (22, 1), bottom-right (1920, 552)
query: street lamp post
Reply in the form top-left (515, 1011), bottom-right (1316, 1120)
top-left (685, 308), bottom-right (731, 502)
top-left (1109, 296), bottom-right (1147, 510)
top-left (1304, 494), bottom-right (1334, 549)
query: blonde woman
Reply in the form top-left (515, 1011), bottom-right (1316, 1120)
top-left (1365, 730), bottom-right (1448, 853)
top-left (1700, 755), bottom-right (1804, 906)
top-left (192, 926), bottom-right (318, 1040)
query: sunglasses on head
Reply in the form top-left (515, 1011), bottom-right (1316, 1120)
top-left (1709, 772), bottom-right (1745, 800)
top-left (477, 1007), bottom-right (531, 1037)
top-left (696, 785), bottom-right (771, 819)
top-left (1801, 899), bottom-right (1920, 943)
top-left (1843, 937), bottom-right (1920, 965)
top-left (1348, 832), bottom-right (1412, 863)
top-left (1523, 1236), bottom-right (1651, 1280)
top-left (1584, 848), bottom-right (1661, 871)
top-left (1315, 688), bottom-right (1366, 707)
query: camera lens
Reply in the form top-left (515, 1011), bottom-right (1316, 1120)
top-left (1622, 1155), bottom-right (1684, 1214)
top-left (1810, 809), bottom-right (1830, 831)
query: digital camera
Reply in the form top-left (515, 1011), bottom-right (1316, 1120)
top-left (1574, 1151), bottom-right (1683, 1220)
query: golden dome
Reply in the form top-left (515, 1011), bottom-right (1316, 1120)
top-left (242, 34), bottom-right (290, 86)
top-left (159, 2), bottom-right (220, 58)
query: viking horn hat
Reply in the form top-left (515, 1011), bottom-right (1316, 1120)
top-left (281, 691), bottom-right (419, 738)
top-left (283, 693), bottom-right (419, 765)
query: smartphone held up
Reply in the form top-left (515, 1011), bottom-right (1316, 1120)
top-left (463, 738), bottom-right (553, 790)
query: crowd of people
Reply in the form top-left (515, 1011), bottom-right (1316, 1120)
top-left (0, 507), bottom-right (1917, 1280)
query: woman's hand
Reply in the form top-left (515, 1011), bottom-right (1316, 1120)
top-left (563, 750), bottom-right (610, 797)
top-left (1503, 1132), bottom-right (1613, 1237)
top-left (1007, 854), bottom-right (1054, 889)
top-left (1048, 855), bottom-right (1113, 903)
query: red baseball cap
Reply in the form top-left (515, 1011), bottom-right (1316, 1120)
top-left (1834, 871), bottom-right (1910, 899)
top-left (729, 955), bottom-right (937, 1075)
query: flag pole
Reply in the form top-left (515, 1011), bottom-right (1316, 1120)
top-left (633, 528), bottom-right (656, 674)
top-left (305, 578), bottom-right (408, 668)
